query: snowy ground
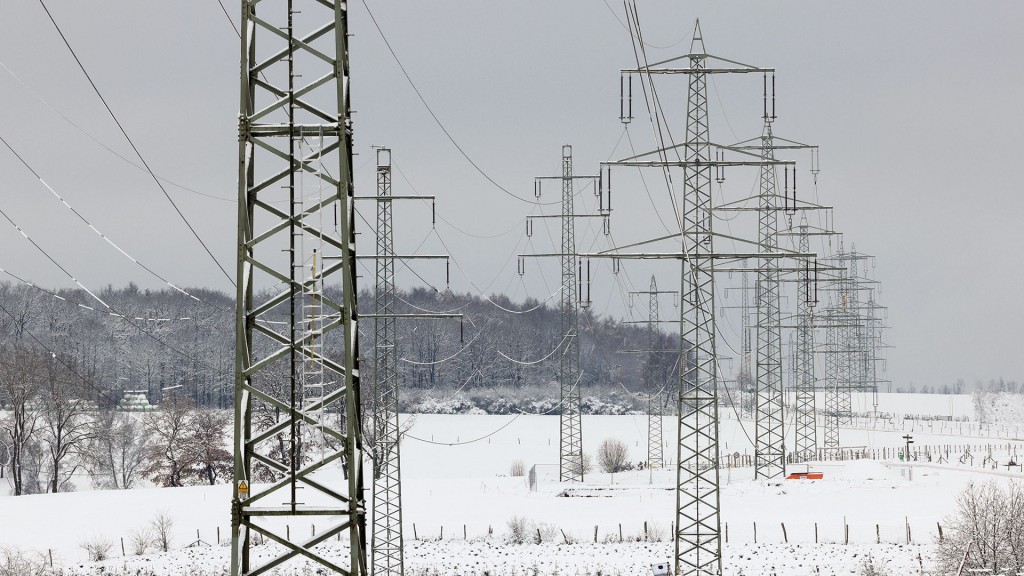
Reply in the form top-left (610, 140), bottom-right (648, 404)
top-left (2, 393), bottom-right (1022, 574)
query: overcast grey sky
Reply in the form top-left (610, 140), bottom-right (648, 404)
top-left (0, 2), bottom-right (1022, 391)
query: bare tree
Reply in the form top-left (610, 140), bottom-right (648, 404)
top-left (188, 409), bottom-right (231, 485)
top-left (597, 437), bottom-right (629, 473)
top-left (38, 353), bottom-right (95, 492)
top-left (0, 346), bottom-right (43, 495)
top-left (85, 410), bottom-right (150, 489)
top-left (938, 480), bottom-right (1024, 574)
top-left (143, 395), bottom-right (195, 487)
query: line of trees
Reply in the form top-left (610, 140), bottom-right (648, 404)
top-left (0, 282), bottom-right (680, 410)
top-left (0, 343), bottom-right (232, 495)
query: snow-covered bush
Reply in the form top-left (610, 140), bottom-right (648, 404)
top-left (79, 535), bottom-right (113, 561)
top-left (937, 480), bottom-right (1024, 574)
top-left (509, 459), bottom-right (526, 477)
top-left (597, 438), bottom-right (629, 473)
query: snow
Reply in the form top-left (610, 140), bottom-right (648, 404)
top-left (2, 394), bottom-right (1022, 574)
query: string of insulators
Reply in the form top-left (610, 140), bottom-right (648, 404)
top-left (602, 214), bottom-right (610, 236)
top-left (534, 179), bottom-right (541, 198)
top-left (446, 259), bottom-right (450, 288)
top-left (620, 74), bottom-right (633, 124)
top-left (460, 318), bottom-right (465, 344)
top-left (813, 258), bottom-right (820, 306)
top-left (517, 256), bottom-right (525, 276)
top-left (583, 259), bottom-right (592, 308)
top-left (763, 73), bottom-right (768, 121)
top-left (715, 149), bottom-right (726, 184)
top-left (784, 165), bottom-right (797, 215)
top-left (431, 200), bottom-right (436, 228)
top-left (606, 166), bottom-right (612, 212)
top-left (771, 74), bottom-right (777, 120)
top-left (526, 218), bottom-right (533, 237)
top-left (612, 257), bottom-right (620, 275)
top-left (577, 260), bottom-right (583, 306)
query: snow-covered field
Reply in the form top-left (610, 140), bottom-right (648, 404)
top-left (2, 393), bottom-right (1022, 575)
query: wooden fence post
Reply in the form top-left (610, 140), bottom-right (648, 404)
top-left (753, 521), bottom-right (758, 544)
top-left (781, 523), bottom-right (788, 543)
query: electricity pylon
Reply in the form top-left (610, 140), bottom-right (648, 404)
top-left (738, 262), bottom-right (753, 418)
top-left (371, 149), bottom-right (402, 576)
top-left (520, 145), bottom-right (604, 482)
top-left (752, 120), bottom-right (785, 479)
top-left (597, 21), bottom-right (800, 576)
top-left (232, 1), bottom-right (364, 574)
top-left (718, 118), bottom-right (822, 477)
top-left (623, 276), bottom-right (678, 469)
top-left (357, 148), bottom-right (458, 576)
top-left (644, 276), bottom-right (665, 469)
top-left (794, 217), bottom-right (817, 461)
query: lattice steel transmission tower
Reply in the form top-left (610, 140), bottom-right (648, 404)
top-left (598, 20), bottom-right (793, 575)
top-left (821, 242), bottom-right (869, 451)
top-left (358, 148), bottom-right (456, 576)
top-left (232, 1), bottom-right (364, 574)
top-left (738, 262), bottom-right (754, 418)
top-left (794, 217), bottom-right (817, 461)
top-left (719, 123), bottom-right (820, 475)
top-left (752, 120), bottom-right (785, 479)
top-left (645, 276), bottom-right (665, 469)
top-left (520, 145), bottom-right (604, 482)
top-left (623, 276), bottom-right (677, 469)
top-left (371, 148), bottom-right (402, 576)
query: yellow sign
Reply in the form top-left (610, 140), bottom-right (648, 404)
top-left (238, 480), bottom-right (249, 497)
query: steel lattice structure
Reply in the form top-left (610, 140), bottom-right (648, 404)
top-left (753, 120), bottom-right (785, 479)
top-left (358, 148), bottom-right (452, 576)
top-left (371, 149), bottom-right (402, 576)
top-left (793, 218), bottom-right (818, 461)
top-left (598, 21), bottom-right (783, 574)
top-left (558, 147), bottom-right (584, 482)
top-left (232, 1), bottom-right (365, 575)
top-left (646, 276), bottom-right (665, 469)
top-left (520, 146), bottom-right (603, 482)
top-left (624, 275), bottom-right (676, 469)
top-left (739, 262), bottom-right (754, 418)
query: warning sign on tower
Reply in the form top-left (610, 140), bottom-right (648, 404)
top-left (238, 480), bottom-right (249, 499)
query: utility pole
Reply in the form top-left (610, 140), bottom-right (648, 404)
top-left (357, 148), bottom-right (459, 576)
top-left (232, 1), bottom-right (364, 574)
top-left (520, 145), bottom-right (604, 482)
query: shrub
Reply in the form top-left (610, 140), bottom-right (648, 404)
top-left (597, 438), bottom-right (629, 473)
top-left (80, 536), bottom-right (114, 561)
top-left (936, 480), bottom-right (1024, 574)
top-left (130, 527), bottom-right (156, 555)
top-left (151, 511), bottom-right (175, 552)
top-left (506, 515), bottom-right (531, 544)
top-left (509, 459), bottom-right (526, 477)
